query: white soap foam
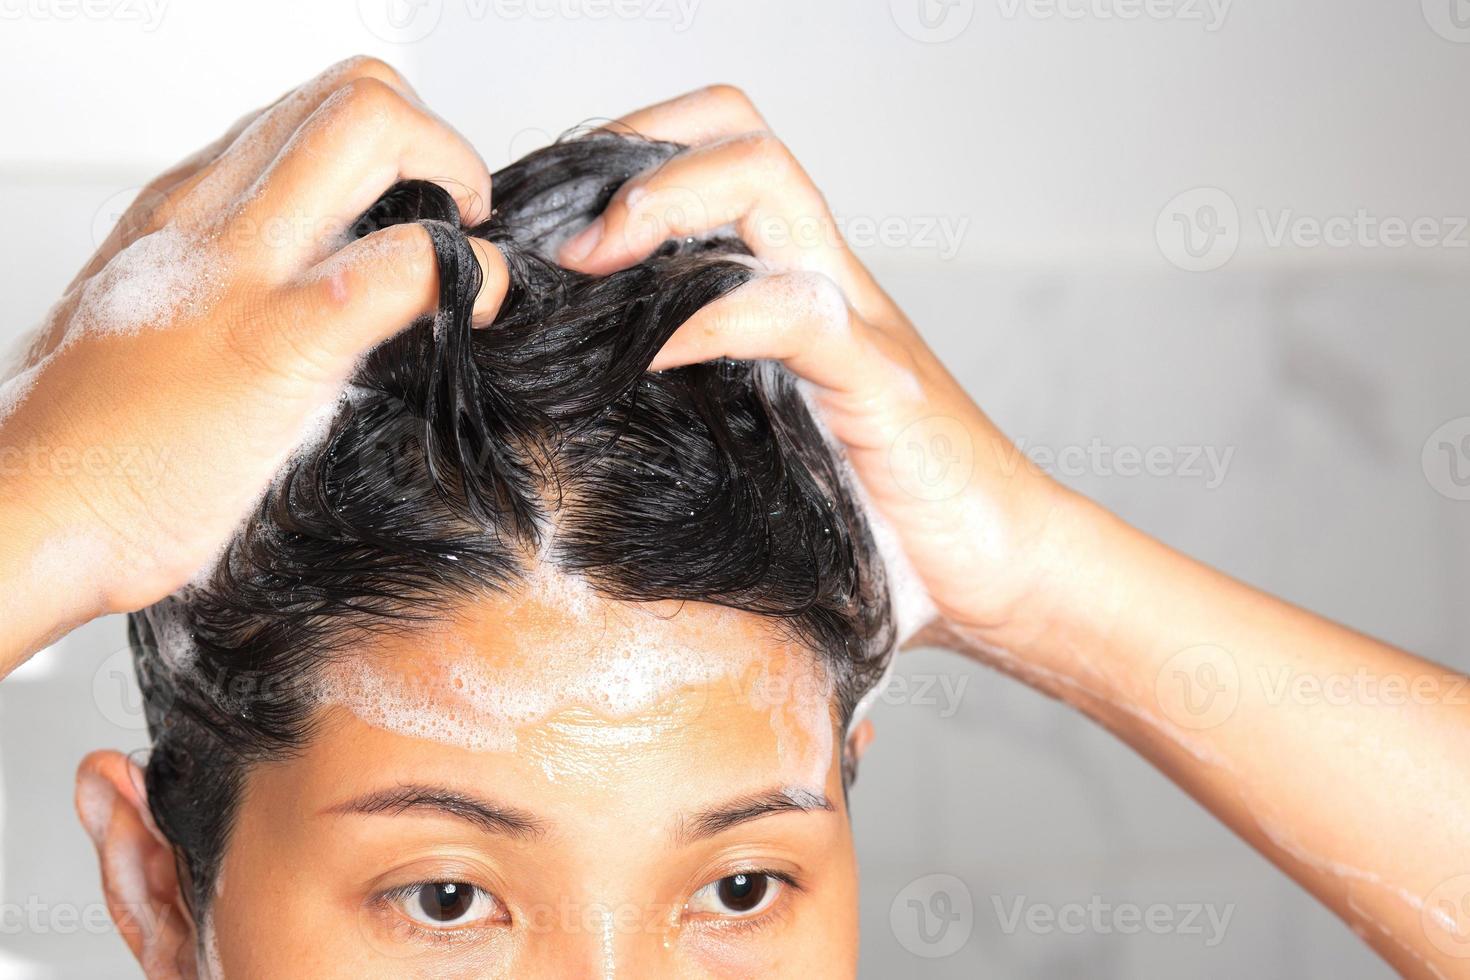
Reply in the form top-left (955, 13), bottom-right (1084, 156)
top-left (760, 270), bottom-right (849, 333)
top-left (145, 600), bottom-right (199, 674)
top-left (0, 362), bottom-right (40, 428)
top-left (70, 226), bottom-right (222, 340)
top-left (754, 656), bottom-right (836, 789)
top-left (781, 374), bottom-right (938, 731)
top-left (317, 564), bottom-right (769, 755)
top-left (198, 886), bottom-right (226, 980)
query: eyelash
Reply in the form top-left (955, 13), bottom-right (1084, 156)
top-left (684, 869), bottom-right (803, 935)
top-left (375, 880), bottom-right (505, 945)
top-left (372, 868), bottom-right (805, 944)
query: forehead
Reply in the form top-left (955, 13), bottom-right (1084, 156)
top-left (301, 573), bottom-right (841, 809)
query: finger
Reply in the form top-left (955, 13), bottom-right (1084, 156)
top-left (262, 226), bottom-right (508, 374)
top-left (561, 132), bottom-right (828, 269)
top-left (181, 56), bottom-right (424, 222)
top-left (559, 132), bottom-right (891, 322)
top-left (649, 271), bottom-right (893, 397)
top-left (235, 77), bottom-right (492, 272)
top-left (604, 84), bottom-right (768, 146)
top-left (79, 97), bottom-right (286, 284)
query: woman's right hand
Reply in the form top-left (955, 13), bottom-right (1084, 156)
top-left (557, 85), bottom-right (1081, 650)
top-left (0, 56), bottom-right (507, 666)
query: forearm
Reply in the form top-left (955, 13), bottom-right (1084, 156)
top-left (0, 474), bottom-right (103, 674)
top-left (957, 491), bottom-right (1470, 977)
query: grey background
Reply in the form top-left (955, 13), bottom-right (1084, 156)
top-left (2, 0), bottom-right (1468, 976)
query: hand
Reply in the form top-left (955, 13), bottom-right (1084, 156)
top-left (0, 56), bottom-right (508, 645)
top-left (558, 85), bottom-right (1075, 647)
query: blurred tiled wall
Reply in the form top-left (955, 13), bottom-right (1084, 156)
top-left (4, 1), bottom-right (1468, 976)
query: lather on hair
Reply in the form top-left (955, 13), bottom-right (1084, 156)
top-left (129, 131), bottom-right (895, 916)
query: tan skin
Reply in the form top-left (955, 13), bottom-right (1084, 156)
top-left (0, 58), bottom-right (1462, 976)
top-left (212, 599), bottom-right (861, 978)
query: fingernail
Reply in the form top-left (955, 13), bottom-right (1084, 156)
top-left (559, 217), bottom-right (604, 266)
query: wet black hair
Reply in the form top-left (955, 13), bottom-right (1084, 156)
top-left (127, 132), bottom-right (894, 916)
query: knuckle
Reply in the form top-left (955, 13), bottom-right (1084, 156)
top-left (742, 131), bottom-right (799, 175)
top-left (315, 224), bottom-right (436, 313)
top-left (702, 83), bottom-right (756, 112)
top-left (329, 75), bottom-right (405, 124)
top-left (328, 55), bottom-right (405, 91)
top-left (775, 271), bottom-right (850, 337)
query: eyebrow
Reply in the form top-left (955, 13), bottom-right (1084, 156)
top-left (676, 786), bottom-right (835, 844)
top-left (325, 785), bottom-right (546, 839)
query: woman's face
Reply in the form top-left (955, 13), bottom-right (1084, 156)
top-left (203, 589), bottom-right (863, 978)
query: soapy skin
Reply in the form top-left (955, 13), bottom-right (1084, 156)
top-left (206, 596), bottom-right (858, 978)
top-left (0, 64), bottom-right (1456, 977)
top-left (0, 56), bottom-right (508, 661)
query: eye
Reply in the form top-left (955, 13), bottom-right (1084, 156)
top-left (389, 882), bottom-right (501, 929)
top-left (687, 872), bottom-right (784, 918)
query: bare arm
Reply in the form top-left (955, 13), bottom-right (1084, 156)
top-left (0, 56), bottom-right (507, 674)
top-left (560, 84), bottom-right (1470, 977)
top-left (953, 490), bottom-right (1470, 978)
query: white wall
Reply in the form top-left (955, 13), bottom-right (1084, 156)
top-left (2, 0), bottom-right (1466, 975)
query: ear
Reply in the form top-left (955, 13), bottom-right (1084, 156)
top-left (75, 750), bottom-right (199, 979)
top-left (845, 717), bottom-right (875, 765)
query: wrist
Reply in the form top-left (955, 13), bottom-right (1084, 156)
top-left (945, 485), bottom-right (1141, 686)
top-left (0, 473), bottom-right (108, 670)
